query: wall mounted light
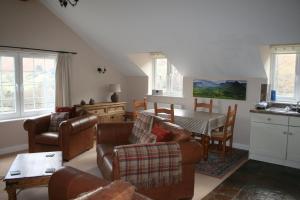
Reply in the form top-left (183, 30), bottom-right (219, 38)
top-left (59, 0), bottom-right (79, 7)
top-left (97, 67), bottom-right (107, 74)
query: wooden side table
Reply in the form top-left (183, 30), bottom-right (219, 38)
top-left (4, 151), bottom-right (62, 200)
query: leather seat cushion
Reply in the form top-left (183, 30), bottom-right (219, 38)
top-left (35, 132), bottom-right (59, 146)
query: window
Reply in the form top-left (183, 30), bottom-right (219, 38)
top-left (0, 51), bottom-right (56, 120)
top-left (152, 57), bottom-right (183, 97)
top-left (271, 45), bottom-right (300, 102)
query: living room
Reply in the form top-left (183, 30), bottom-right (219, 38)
top-left (0, 0), bottom-right (300, 200)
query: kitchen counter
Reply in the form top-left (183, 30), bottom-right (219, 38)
top-left (250, 108), bottom-right (300, 117)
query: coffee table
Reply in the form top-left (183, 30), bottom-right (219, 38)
top-left (4, 151), bottom-right (62, 200)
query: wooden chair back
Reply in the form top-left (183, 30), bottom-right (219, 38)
top-left (133, 98), bottom-right (147, 120)
top-left (223, 104), bottom-right (238, 138)
top-left (194, 99), bottom-right (213, 113)
top-left (154, 102), bottom-right (175, 123)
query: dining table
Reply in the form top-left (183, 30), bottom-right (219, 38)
top-left (142, 109), bottom-right (226, 160)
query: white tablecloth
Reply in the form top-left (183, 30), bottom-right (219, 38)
top-left (143, 109), bottom-right (226, 136)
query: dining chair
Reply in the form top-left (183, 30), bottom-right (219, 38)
top-left (154, 102), bottom-right (175, 123)
top-left (194, 99), bottom-right (213, 113)
top-left (132, 97), bottom-right (147, 120)
top-left (210, 104), bottom-right (238, 159)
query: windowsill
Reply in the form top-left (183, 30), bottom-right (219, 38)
top-left (0, 113), bottom-right (50, 123)
top-left (147, 94), bottom-right (184, 98)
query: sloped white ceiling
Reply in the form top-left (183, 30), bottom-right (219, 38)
top-left (42, 0), bottom-right (300, 78)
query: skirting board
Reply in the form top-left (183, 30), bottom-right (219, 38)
top-left (232, 143), bottom-right (249, 151)
top-left (0, 144), bottom-right (28, 156)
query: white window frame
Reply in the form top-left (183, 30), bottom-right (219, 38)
top-left (270, 52), bottom-right (300, 103)
top-left (152, 58), bottom-right (183, 97)
top-left (0, 50), bottom-right (57, 121)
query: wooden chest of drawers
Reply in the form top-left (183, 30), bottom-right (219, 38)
top-left (79, 102), bottom-right (127, 123)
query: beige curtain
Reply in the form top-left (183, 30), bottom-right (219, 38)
top-left (55, 53), bottom-right (72, 107)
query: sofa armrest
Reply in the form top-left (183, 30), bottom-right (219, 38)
top-left (179, 140), bottom-right (203, 164)
top-left (23, 114), bottom-right (51, 133)
top-left (59, 114), bottom-right (98, 135)
top-left (49, 167), bottom-right (108, 200)
top-left (97, 122), bottom-right (134, 145)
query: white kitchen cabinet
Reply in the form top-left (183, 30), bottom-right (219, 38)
top-left (287, 125), bottom-right (300, 163)
top-left (250, 113), bottom-right (300, 169)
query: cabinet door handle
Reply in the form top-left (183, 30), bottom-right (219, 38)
top-left (288, 132), bottom-right (293, 136)
top-left (283, 131), bottom-right (288, 135)
top-left (267, 118), bottom-right (271, 121)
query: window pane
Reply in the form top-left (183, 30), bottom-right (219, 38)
top-left (275, 54), bottom-right (296, 98)
top-left (22, 56), bottom-right (56, 112)
top-left (154, 58), bottom-right (168, 92)
top-left (0, 56), bottom-right (16, 114)
top-left (170, 65), bottom-right (183, 96)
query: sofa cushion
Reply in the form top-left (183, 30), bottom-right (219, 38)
top-left (74, 180), bottom-right (135, 200)
top-left (129, 114), bottom-right (153, 144)
top-left (35, 132), bottom-right (59, 146)
top-left (137, 131), bottom-right (156, 144)
top-left (151, 123), bottom-right (172, 142)
top-left (48, 112), bottom-right (69, 132)
top-left (56, 106), bottom-right (76, 118)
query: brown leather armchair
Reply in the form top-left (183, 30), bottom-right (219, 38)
top-left (23, 113), bottom-right (97, 161)
top-left (48, 166), bottom-right (151, 200)
top-left (97, 119), bottom-right (203, 200)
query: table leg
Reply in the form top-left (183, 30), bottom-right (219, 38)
top-left (203, 135), bottom-right (210, 161)
top-left (6, 186), bottom-right (17, 200)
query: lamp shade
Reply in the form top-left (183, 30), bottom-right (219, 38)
top-left (109, 84), bottom-right (121, 93)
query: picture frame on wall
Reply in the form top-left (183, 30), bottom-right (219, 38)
top-left (193, 80), bottom-right (247, 100)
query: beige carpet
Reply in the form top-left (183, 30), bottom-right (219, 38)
top-left (0, 146), bottom-right (245, 200)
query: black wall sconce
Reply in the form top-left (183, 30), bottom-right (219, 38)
top-left (97, 67), bottom-right (107, 74)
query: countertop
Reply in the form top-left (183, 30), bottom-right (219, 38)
top-left (250, 108), bottom-right (300, 117)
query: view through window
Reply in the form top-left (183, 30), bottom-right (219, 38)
top-left (153, 57), bottom-right (183, 97)
top-left (0, 51), bottom-right (56, 120)
top-left (271, 45), bottom-right (300, 102)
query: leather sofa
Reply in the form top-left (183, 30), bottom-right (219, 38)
top-left (24, 113), bottom-right (97, 161)
top-left (97, 118), bottom-right (203, 200)
top-left (48, 166), bottom-right (151, 200)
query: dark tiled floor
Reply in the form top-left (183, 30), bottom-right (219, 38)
top-left (203, 160), bottom-right (300, 200)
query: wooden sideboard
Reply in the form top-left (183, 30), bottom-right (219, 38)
top-left (78, 102), bottom-right (127, 123)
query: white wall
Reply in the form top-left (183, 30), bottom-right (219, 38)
top-left (127, 76), bottom-right (266, 148)
top-left (0, 0), bottom-right (127, 153)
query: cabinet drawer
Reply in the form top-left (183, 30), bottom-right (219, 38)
top-left (107, 106), bottom-right (125, 113)
top-left (90, 108), bottom-right (106, 115)
top-left (289, 117), bottom-right (300, 127)
top-left (99, 115), bottom-right (124, 123)
top-left (251, 113), bottom-right (288, 125)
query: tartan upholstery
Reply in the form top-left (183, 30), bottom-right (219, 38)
top-left (114, 142), bottom-right (182, 188)
top-left (137, 132), bottom-right (157, 144)
top-left (129, 113), bottom-right (154, 144)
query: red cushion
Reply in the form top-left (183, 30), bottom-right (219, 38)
top-left (151, 123), bottom-right (172, 142)
top-left (56, 106), bottom-right (76, 118)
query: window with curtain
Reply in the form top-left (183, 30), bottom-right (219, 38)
top-left (152, 57), bottom-right (183, 97)
top-left (271, 45), bottom-right (300, 102)
top-left (0, 50), bottom-right (56, 120)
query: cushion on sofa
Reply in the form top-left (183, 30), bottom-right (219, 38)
top-left (129, 114), bottom-right (153, 144)
top-left (74, 180), bottom-right (135, 200)
top-left (137, 131), bottom-right (156, 144)
top-left (56, 106), bottom-right (76, 118)
top-left (151, 123), bottom-right (172, 142)
top-left (48, 112), bottom-right (69, 132)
